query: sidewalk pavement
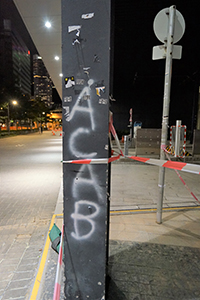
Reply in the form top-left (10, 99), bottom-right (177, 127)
top-left (38, 149), bottom-right (200, 300)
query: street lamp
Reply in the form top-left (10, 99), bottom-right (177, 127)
top-left (7, 100), bottom-right (18, 134)
top-left (45, 21), bottom-right (51, 28)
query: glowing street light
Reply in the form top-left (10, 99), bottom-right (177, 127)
top-left (7, 100), bottom-right (18, 134)
top-left (54, 56), bottom-right (59, 61)
top-left (45, 21), bottom-right (51, 28)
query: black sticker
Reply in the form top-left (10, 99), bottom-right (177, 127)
top-left (65, 77), bottom-right (75, 88)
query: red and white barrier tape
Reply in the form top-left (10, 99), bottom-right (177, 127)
top-left (63, 155), bottom-right (121, 165)
top-left (128, 156), bottom-right (200, 175)
top-left (53, 224), bottom-right (64, 300)
top-left (110, 123), bottom-right (124, 157)
top-left (164, 150), bottom-right (200, 203)
top-left (63, 155), bottom-right (200, 175)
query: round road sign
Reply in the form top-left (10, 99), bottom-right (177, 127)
top-left (153, 7), bottom-right (185, 44)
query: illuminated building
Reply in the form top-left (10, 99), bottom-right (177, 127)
top-left (0, 19), bottom-right (31, 95)
top-left (33, 54), bottom-right (53, 107)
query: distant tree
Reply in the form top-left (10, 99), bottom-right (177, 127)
top-left (0, 86), bottom-right (50, 128)
top-left (26, 97), bottom-right (50, 124)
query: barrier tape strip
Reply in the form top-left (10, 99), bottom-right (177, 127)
top-left (110, 123), bottom-right (124, 157)
top-left (63, 155), bottom-right (121, 165)
top-left (53, 224), bottom-right (64, 300)
top-left (128, 156), bottom-right (200, 175)
top-left (164, 149), bottom-right (200, 203)
top-left (63, 155), bottom-right (200, 175)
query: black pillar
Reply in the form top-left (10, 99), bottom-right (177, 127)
top-left (62, 1), bottom-right (111, 299)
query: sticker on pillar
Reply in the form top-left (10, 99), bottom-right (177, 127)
top-left (63, 106), bottom-right (70, 121)
top-left (72, 38), bottom-right (81, 46)
top-left (68, 25), bottom-right (81, 36)
top-left (94, 54), bottom-right (100, 63)
top-left (96, 86), bottom-right (105, 97)
top-left (65, 77), bottom-right (75, 89)
top-left (99, 98), bottom-right (107, 105)
top-left (81, 13), bottom-right (94, 19)
top-left (64, 96), bottom-right (72, 103)
top-left (76, 79), bottom-right (85, 86)
top-left (83, 67), bottom-right (90, 75)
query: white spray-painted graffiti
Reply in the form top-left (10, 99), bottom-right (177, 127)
top-left (69, 128), bottom-right (97, 158)
top-left (71, 200), bottom-right (99, 240)
top-left (66, 79), bottom-right (95, 130)
top-left (65, 76), bottom-right (104, 240)
top-left (72, 164), bottom-right (103, 201)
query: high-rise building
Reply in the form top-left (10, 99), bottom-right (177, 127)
top-left (33, 54), bottom-right (54, 107)
top-left (0, 18), bottom-right (31, 96)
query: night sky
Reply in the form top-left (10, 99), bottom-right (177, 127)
top-left (112, 0), bottom-right (200, 134)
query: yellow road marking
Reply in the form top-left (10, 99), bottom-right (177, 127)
top-left (110, 206), bottom-right (200, 214)
top-left (30, 214), bottom-right (57, 300)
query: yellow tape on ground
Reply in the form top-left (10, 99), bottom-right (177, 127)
top-left (110, 206), bottom-right (200, 215)
top-left (30, 214), bottom-right (58, 300)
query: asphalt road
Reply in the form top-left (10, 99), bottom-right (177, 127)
top-left (0, 131), bottom-right (62, 300)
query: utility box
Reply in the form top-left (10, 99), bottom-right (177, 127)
top-left (62, 1), bottom-right (111, 299)
top-left (136, 128), bottom-right (161, 156)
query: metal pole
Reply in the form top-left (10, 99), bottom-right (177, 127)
top-left (157, 5), bottom-right (176, 224)
top-left (175, 120), bottom-right (181, 157)
top-left (124, 135), bottom-right (129, 156)
top-left (7, 102), bottom-right (10, 134)
top-left (129, 108), bottom-right (133, 144)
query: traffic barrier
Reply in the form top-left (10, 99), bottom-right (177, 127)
top-left (170, 125), bottom-right (187, 158)
top-left (53, 224), bottom-right (64, 300)
top-left (165, 145), bottom-right (191, 156)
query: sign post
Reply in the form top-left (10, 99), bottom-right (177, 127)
top-left (153, 5), bottom-right (185, 223)
top-left (129, 108), bottom-right (133, 139)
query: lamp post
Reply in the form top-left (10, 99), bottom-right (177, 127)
top-left (7, 100), bottom-right (18, 134)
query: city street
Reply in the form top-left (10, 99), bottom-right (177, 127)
top-left (1, 132), bottom-right (200, 300)
top-left (0, 131), bottom-right (62, 300)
